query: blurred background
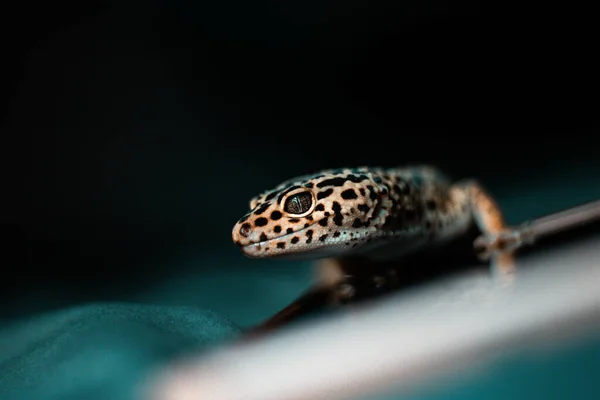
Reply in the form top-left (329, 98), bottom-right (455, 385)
top-left (4, 0), bottom-right (600, 324)
top-left (1, 0), bottom-right (599, 397)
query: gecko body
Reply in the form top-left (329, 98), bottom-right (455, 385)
top-left (233, 165), bottom-right (523, 269)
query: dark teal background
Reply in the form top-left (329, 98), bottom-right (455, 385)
top-left (2, 1), bottom-right (599, 399)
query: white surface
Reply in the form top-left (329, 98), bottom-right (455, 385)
top-left (147, 235), bottom-right (600, 400)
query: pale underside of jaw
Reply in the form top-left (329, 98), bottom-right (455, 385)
top-left (240, 225), bottom-right (393, 259)
top-left (241, 225), bottom-right (331, 259)
top-left (241, 224), bottom-right (429, 260)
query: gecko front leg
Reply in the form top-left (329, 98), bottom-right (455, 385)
top-left (315, 257), bottom-right (401, 305)
top-left (457, 180), bottom-right (535, 280)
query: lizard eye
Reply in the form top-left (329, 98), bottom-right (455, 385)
top-left (283, 191), bottom-right (313, 216)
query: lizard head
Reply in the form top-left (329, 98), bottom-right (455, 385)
top-left (231, 167), bottom-right (393, 259)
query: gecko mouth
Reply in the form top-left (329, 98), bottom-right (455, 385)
top-left (240, 225), bottom-right (313, 258)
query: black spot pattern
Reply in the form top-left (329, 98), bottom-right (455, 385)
top-left (332, 202), bottom-right (343, 226)
top-left (315, 204), bottom-right (325, 211)
top-left (319, 234), bottom-right (328, 242)
top-left (367, 185), bottom-right (377, 200)
top-left (346, 174), bottom-right (369, 183)
top-left (358, 204), bottom-right (370, 213)
top-left (318, 217), bottom-right (328, 226)
top-left (277, 242), bottom-right (286, 249)
top-left (259, 233), bottom-right (268, 241)
top-left (341, 189), bottom-right (358, 200)
top-left (265, 192), bottom-right (277, 201)
top-left (255, 217), bottom-right (268, 227)
top-left (254, 203), bottom-right (270, 215)
top-left (317, 189), bottom-right (334, 200)
top-left (352, 218), bottom-right (363, 228)
top-left (273, 226), bottom-right (282, 233)
top-left (316, 174), bottom-right (368, 188)
top-left (286, 228), bottom-right (293, 234)
top-left (306, 229), bottom-right (313, 244)
top-left (316, 177), bottom-right (346, 188)
top-left (271, 211), bottom-right (283, 220)
top-left (291, 237), bottom-right (299, 244)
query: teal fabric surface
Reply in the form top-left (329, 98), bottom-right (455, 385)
top-left (2, 300), bottom-right (600, 400)
top-left (371, 332), bottom-right (600, 400)
top-left (0, 303), bottom-right (241, 400)
top-left (3, 168), bottom-right (599, 399)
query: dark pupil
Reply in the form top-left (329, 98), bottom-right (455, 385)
top-left (284, 192), bottom-right (313, 214)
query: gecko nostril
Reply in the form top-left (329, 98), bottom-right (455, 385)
top-left (239, 223), bottom-right (251, 237)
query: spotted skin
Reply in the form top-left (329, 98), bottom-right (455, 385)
top-left (232, 165), bottom-right (522, 283)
